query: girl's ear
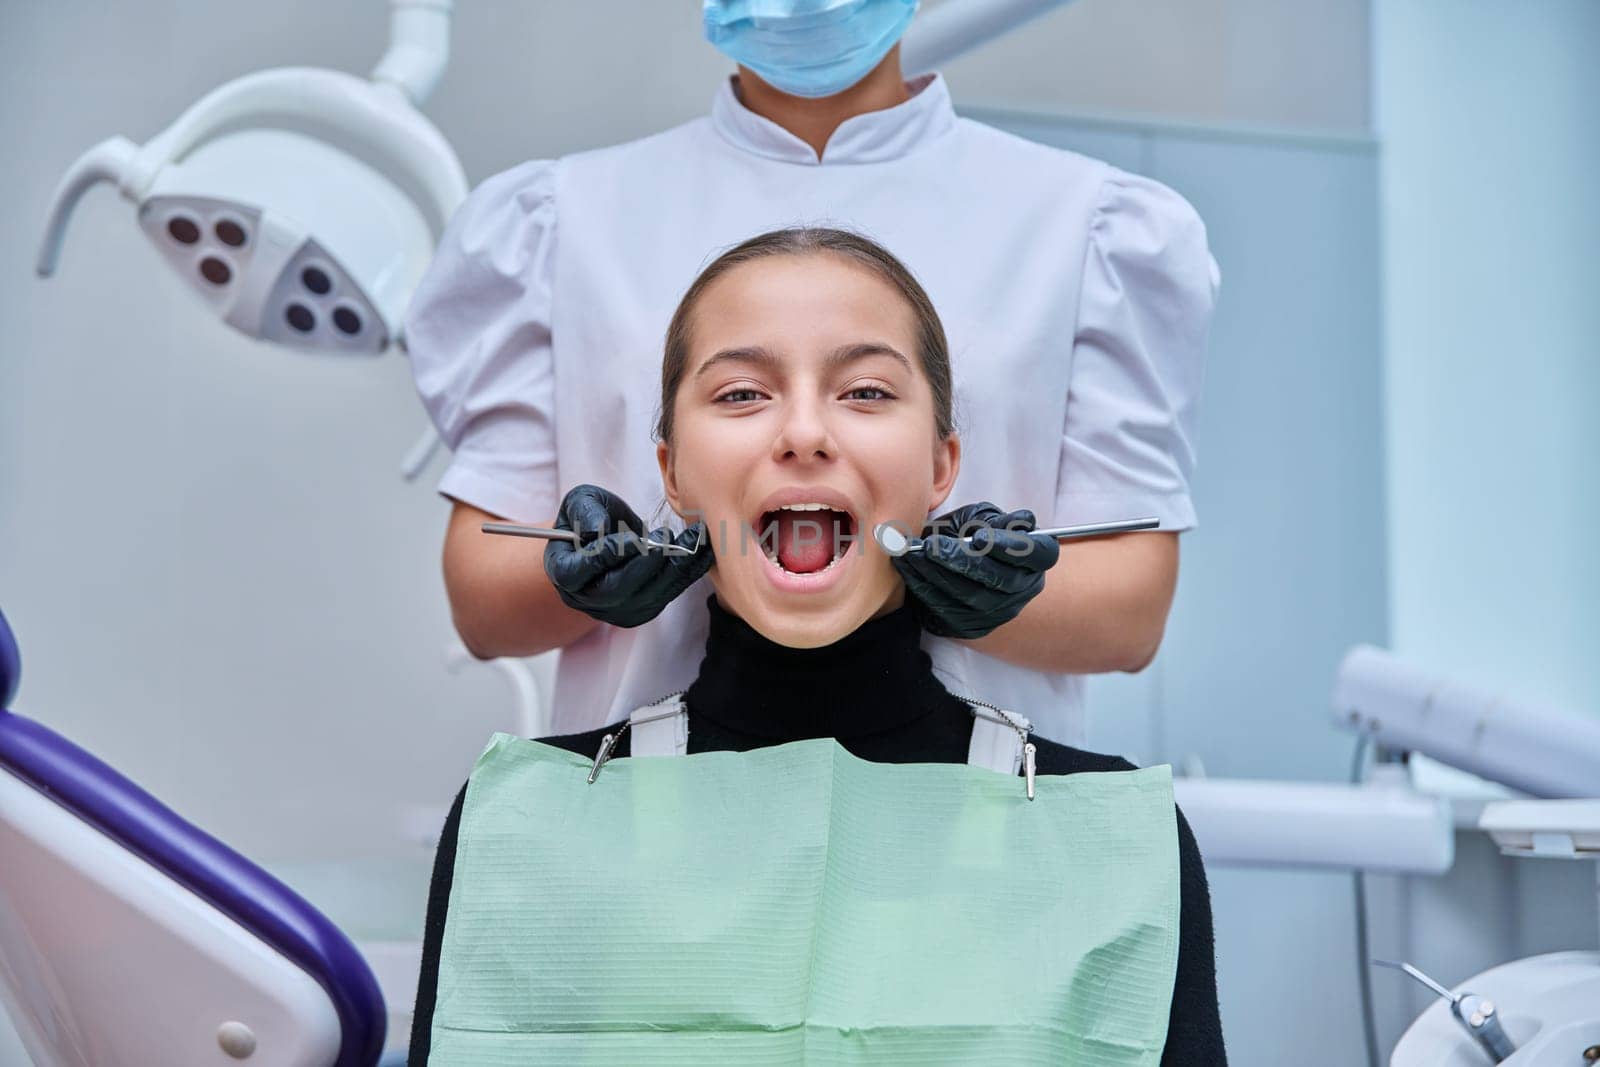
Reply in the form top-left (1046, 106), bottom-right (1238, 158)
top-left (657, 440), bottom-right (680, 513)
top-left (927, 433), bottom-right (961, 514)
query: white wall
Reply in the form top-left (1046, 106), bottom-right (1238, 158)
top-left (1375, 0), bottom-right (1600, 720)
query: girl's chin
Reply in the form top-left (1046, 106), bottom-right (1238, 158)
top-left (712, 572), bottom-right (898, 649)
top-left (758, 615), bottom-right (861, 649)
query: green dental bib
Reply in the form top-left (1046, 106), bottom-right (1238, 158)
top-left (431, 732), bottom-right (1181, 1065)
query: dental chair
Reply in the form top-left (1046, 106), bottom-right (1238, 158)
top-left (0, 606), bottom-right (392, 1066)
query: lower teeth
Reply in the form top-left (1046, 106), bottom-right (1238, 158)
top-left (765, 550), bottom-right (843, 575)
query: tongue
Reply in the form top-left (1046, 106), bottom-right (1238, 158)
top-left (773, 510), bottom-right (841, 574)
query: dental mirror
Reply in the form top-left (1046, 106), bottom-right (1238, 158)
top-left (873, 516), bottom-right (1162, 557)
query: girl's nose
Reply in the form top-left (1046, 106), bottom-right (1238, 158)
top-left (771, 398), bottom-right (835, 462)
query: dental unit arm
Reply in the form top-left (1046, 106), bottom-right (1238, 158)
top-left (901, 0), bottom-right (1078, 74)
top-left (1332, 645), bottom-right (1600, 800)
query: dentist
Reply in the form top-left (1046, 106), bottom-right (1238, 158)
top-left (403, 0), bottom-right (1220, 744)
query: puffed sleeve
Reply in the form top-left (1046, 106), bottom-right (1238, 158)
top-left (403, 159), bottom-right (560, 523)
top-left (1056, 168), bottom-right (1220, 532)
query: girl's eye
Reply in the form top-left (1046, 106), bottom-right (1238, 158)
top-left (845, 385), bottom-right (896, 402)
top-left (714, 388), bottom-right (764, 404)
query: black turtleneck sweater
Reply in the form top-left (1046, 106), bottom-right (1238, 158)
top-left (410, 595), bottom-right (1226, 1064)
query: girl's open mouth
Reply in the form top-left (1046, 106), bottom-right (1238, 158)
top-left (761, 505), bottom-right (855, 574)
top-left (748, 498), bottom-right (859, 590)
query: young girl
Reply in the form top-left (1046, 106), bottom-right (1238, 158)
top-left (410, 228), bottom-right (1225, 1064)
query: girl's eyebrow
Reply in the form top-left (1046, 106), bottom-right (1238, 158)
top-left (695, 346), bottom-right (777, 380)
top-left (825, 342), bottom-right (912, 373)
top-left (695, 342), bottom-right (910, 380)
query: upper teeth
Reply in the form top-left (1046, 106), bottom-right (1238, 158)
top-left (776, 503), bottom-right (834, 511)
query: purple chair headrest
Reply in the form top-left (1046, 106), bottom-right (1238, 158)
top-left (0, 607), bottom-right (19, 710)
top-left (0, 612), bottom-right (384, 1065)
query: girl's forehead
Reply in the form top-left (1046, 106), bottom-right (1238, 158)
top-left (690, 259), bottom-right (914, 345)
top-left (716, 250), bottom-right (882, 286)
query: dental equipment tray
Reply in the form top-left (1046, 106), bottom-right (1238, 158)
top-left (1479, 800), bottom-right (1600, 858)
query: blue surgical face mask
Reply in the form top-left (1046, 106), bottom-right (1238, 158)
top-left (703, 0), bottom-right (920, 99)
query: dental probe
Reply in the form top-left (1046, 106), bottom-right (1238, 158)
top-left (872, 516), bottom-right (1161, 557)
top-left (481, 522), bottom-right (699, 557)
top-left (1372, 960), bottom-right (1518, 1062)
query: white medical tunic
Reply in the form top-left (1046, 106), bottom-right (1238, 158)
top-left (405, 74), bottom-right (1219, 745)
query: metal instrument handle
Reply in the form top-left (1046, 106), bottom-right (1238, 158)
top-left (481, 521), bottom-right (696, 556)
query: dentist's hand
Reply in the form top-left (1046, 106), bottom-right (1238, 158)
top-left (543, 484), bottom-right (712, 628)
top-left (891, 502), bottom-right (1061, 640)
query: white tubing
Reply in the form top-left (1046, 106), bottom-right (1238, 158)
top-left (901, 0), bottom-right (1077, 74)
top-left (1174, 777), bottom-right (1455, 873)
top-left (1333, 645), bottom-right (1600, 799)
top-left (371, 0), bottom-right (455, 107)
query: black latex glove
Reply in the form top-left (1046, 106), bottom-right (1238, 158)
top-left (890, 502), bottom-right (1061, 640)
top-left (543, 484), bottom-right (712, 628)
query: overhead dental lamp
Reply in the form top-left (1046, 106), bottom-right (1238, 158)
top-left (35, 0), bottom-right (467, 359)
